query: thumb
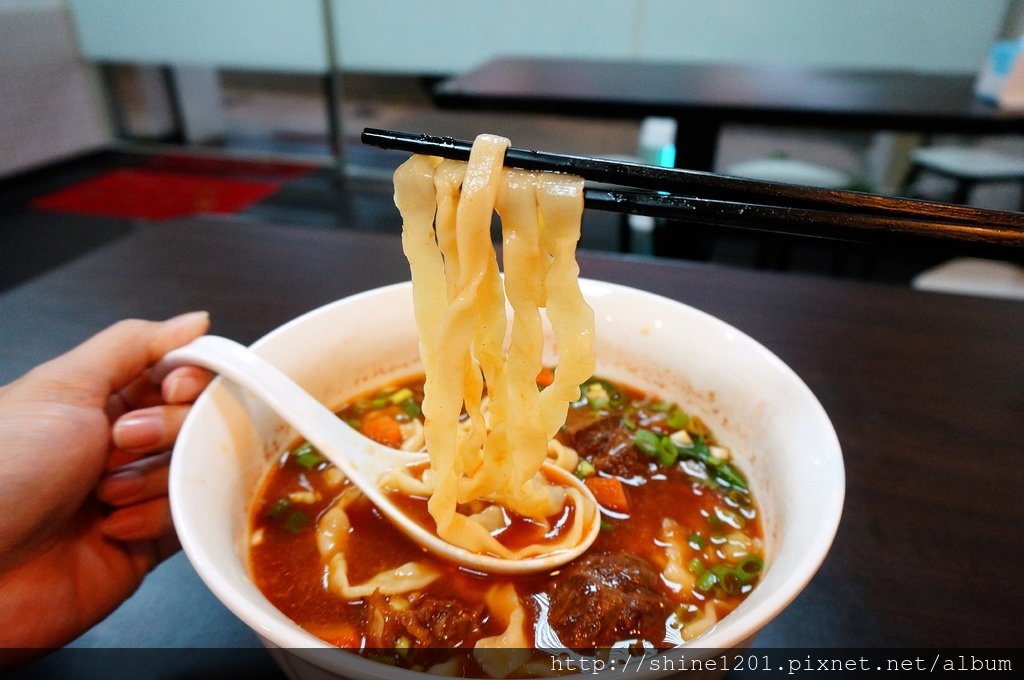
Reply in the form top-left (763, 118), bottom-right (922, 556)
top-left (38, 312), bottom-right (210, 404)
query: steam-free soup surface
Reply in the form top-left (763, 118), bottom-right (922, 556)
top-left (249, 374), bottom-right (763, 672)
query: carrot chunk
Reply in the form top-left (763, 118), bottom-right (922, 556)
top-left (360, 412), bottom-right (403, 448)
top-left (585, 476), bottom-right (630, 512)
top-left (305, 622), bottom-right (362, 648)
top-left (536, 367), bottom-right (555, 387)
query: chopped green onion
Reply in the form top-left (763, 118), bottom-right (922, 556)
top-left (735, 555), bottom-right (764, 581)
top-left (575, 459), bottom-right (596, 479)
top-left (345, 417), bottom-right (362, 429)
top-left (266, 497), bottom-right (291, 519)
top-left (650, 401), bottom-right (673, 412)
top-left (666, 408), bottom-right (689, 430)
top-left (688, 532), bottom-right (706, 549)
top-left (696, 569), bottom-right (718, 592)
top-left (282, 510), bottom-right (309, 533)
top-left (370, 395), bottom-right (389, 408)
top-left (600, 519), bottom-right (615, 532)
top-left (584, 379), bottom-right (623, 409)
top-left (714, 462), bottom-right (749, 491)
top-left (656, 435), bottom-right (679, 466)
top-left (710, 565), bottom-right (739, 593)
top-left (389, 388), bottom-right (414, 405)
top-left (395, 635), bottom-right (411, 656)
top-left (293, 443), bottom-right (326, 470)
top-left (634, 428), bottom-right (660, 457)
top-left (687, 557), bottom-right (705, 575)
top-left (399, 399), bottom-right (421, 418)
top-left (622, 414), bottom-right (637, 430)
top-left (685, 434), bottom-right (711, 462)
top-left (673, 434), bottom-right (750, 494)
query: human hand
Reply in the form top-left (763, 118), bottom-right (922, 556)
top-left (0, 312), bottom-right (211, 655)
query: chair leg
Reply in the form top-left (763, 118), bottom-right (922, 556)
top-left (901, 163), bottom-right (922, 197)
top-left (618, 214), bottom-right (631, 253)
top-left (950, 179), bottom-right (975, 205)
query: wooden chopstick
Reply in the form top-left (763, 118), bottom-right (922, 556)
top-left (361, 128), bottom-right (1024, 247)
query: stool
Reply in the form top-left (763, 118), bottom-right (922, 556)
top-left (723, 157), bottom-right (852, 271)
top-left (912, 257), bottom-right (1024, 300)
top-left (903, 146), bottom-right (1024, 209)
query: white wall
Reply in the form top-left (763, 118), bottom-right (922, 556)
top-left (332, 0), bottom-right (635, 73)
top-left (66, 0), bottom-right (1010, 75)
top-left (68, 0), bottom-right (328, 72)
top-left (0, 1), bottom-right (108, 177)
top-left (331, 0), bottom-right (1008, 74)
top-left (638, 0), bottom-right (1008, 73)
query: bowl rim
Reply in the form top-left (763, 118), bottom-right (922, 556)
top-left (169, 278), bottom-right (845, 672)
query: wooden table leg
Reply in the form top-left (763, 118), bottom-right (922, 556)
top-left (673, 117), bottom-right (720, 172)
top-left (654, 118), bottom-right (722, 259)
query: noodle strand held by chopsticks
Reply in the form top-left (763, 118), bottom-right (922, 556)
top-left (496, 170), bottom-right (547, 495)
top-left (391, 134), bottom-right (596, 558)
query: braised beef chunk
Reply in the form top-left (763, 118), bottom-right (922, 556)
top-left (364, 591), bottom-right (485, 647)
top-left (546, 552), bottom-right (670, 647)
top-left (402, 593), bottom-right (485, 645)
top-left (571, 416), bottom-right (649, 477)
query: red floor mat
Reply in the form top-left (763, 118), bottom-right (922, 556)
top-left (142, 154), bottom-right (315, 180)
top-left (32, 168), bottom-right (285, 221)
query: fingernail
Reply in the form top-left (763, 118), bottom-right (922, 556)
top-left (113, 412), bottom-right (165, 451)
top-left (100, 470), bottom-right (144, 504)
top-left (101, 510), bottom-right (142, 538)
top-left (163, 311), bottom-right (209, 334)
top-left (163, 373), bottom-right (205, 403)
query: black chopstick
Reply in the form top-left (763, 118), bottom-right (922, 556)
top-left (586, 188), bottom-right (1024, 248)
top-left (361, 128), bottom-right (1024, 246)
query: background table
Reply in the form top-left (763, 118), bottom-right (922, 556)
top-left (435, 58), bottom-right (1024, 171)
top-left (3, 218), bottom-right (1021, 676)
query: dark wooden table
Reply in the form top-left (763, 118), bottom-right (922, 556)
top-left (3, 218), bottom-right (1022, 676)
top-left (435, 58), bottom-right (1024, 171)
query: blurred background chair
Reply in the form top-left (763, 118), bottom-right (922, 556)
top-left (912, 256), bottom-right (1024, 299)
top-left (903, 145), bottom-right (1024, 209)
top-left (720, 155), bottom-right (855, 270)
top-left (724, 156), bottom-right (852, 190)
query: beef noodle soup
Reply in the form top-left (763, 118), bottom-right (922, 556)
top-left (248, 134), bottom-right (763, 677)
top-left (248, 373), bottom-right (763, 676)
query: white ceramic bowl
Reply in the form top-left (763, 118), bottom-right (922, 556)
top-left (169, 279), bottom-right (844, 679)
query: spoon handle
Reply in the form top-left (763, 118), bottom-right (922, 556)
top-left (158, 336), bottom-right (418, 482)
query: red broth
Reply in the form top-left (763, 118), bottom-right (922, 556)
top-left (248, 374), bottom-right (764, 672)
